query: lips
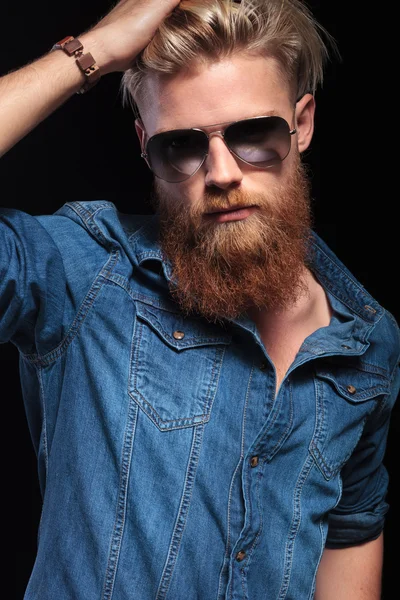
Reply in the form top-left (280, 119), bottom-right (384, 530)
top-left (205, 204), bottom-right (256, 215)
top-left (204, 205), bottom-right (258, 223)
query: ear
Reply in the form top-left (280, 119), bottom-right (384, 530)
top-left (295, 93), bottom-right (316, 153)
top-left (134, 118), bottom-right (147, 153)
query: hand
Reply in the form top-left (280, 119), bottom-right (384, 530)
top-left (82, 0), bottom-right (182, 75)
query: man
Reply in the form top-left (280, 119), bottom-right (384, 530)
top-left (1, 1), bottom-right (399, 598)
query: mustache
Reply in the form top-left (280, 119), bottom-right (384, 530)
top-left (203, 201), bottom-right (257, 214)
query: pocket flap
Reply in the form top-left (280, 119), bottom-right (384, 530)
top-left (135, 301), bottom-right (231, 350)
top-left (315, 363), bottom-right (390, 402)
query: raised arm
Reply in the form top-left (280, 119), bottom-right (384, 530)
top-left (0, 0), bottom-right (181, 157)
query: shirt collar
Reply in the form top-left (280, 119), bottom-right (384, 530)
top-left (129, 216), bottom-right (383, 340)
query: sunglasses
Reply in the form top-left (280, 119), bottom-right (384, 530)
top-left (140, 115), bottom-right (297, 183)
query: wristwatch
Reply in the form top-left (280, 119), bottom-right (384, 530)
top-left (51, 36), bottom-right (101, 94)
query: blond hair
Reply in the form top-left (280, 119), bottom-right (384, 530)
top-left (120, 0), bottom-right (336, 117)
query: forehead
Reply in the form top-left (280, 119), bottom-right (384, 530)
top-left (138, 54), bottom-right (293, 136)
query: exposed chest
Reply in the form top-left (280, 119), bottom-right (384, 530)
top-left (260, 330), bottom-right (307, 393)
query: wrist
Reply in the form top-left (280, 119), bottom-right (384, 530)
top-left (78, 31), bottom-right (114, 77)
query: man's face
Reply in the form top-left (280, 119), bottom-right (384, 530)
top-left (135, 55), bottom-right (315, 322)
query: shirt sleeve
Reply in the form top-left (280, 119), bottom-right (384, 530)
top-left (325, 363), bottom-right (400, 548)
top-left (0, 207), bottom-right (66, 354)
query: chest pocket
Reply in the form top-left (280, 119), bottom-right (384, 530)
top-left (128, 301), bottom-right (231, 431)
top-left (310, 361), bottom-right (391, 480)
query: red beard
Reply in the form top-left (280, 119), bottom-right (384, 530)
top-left (153, 161), bottom-right (313, 323)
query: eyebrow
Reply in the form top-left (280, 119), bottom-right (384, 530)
top-left (153, 109), bottom-right (279, 136)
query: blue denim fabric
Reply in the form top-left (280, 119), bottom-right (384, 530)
top-left (2, 200), bottom-right (399, 600)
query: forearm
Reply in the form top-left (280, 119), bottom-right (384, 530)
top-left (315, 533), bottom-right (383, 600)
top-left (0, 32), bottom-right (106, 158)
top-left (0, 0), bottom-right (181, 158)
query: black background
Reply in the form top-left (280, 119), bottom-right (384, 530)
top-left (1, 2), bottom-right (398, 598)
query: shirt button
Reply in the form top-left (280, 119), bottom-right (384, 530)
top-left (250, 456), bottom-right (259, 468)
top-left (259, 361), bottom-right (268, 371)
top-left (173, 330), bottom-right (185, 340)
top-left (236, 550), bottom-right (246, 562)
top-left (364, 304), bottom-right (377, 314)
top-left (346, 385), bottom-right (357, 394)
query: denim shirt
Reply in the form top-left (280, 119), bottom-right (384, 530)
top-left (1, 200), bottom-right (399, 600)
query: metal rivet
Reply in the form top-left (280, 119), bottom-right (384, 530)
top-left (364, 305), bottom-right (377, 314)
top-left (346, 385), bottom-right (357, 394)
top-left (173, 330), bottom-right (185, 340)
top-left (250, 456), bottom-right (259, 468)
top-left (236, 550), bottom-right (246, 562)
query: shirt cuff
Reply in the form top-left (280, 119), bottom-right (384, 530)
top-left (325, 501), bottom-right (389, 549)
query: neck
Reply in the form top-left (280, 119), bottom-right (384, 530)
top-left (247, 268), bottom-right (333, 393)
top-left (248, 267), bottom-right (333, 335)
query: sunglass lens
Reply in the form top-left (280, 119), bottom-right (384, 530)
top-left (225, 116), bottom-right (291, 167)
top-left (147, 130), bottom-right (207, 182)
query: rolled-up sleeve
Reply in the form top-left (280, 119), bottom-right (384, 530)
top-left (0, 208), bottom-right (66, 353)
top-left (326, 364), bottom-right (400, 548)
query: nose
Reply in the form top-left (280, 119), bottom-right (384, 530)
top-left (204, 132), bottom-right (243, 189)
